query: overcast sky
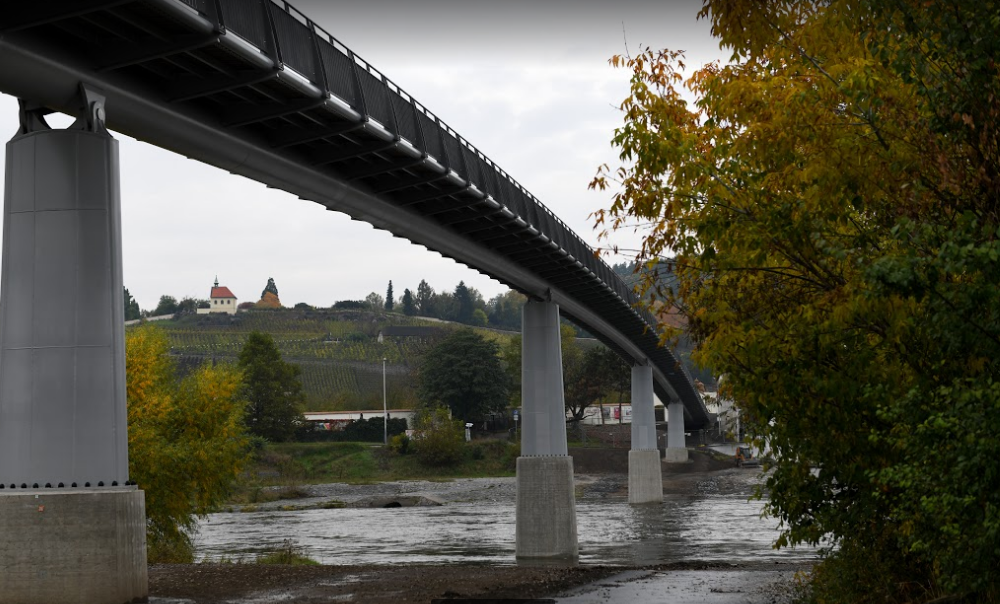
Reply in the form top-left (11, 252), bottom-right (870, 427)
top-left (0, 1), bottom-right (725, 311)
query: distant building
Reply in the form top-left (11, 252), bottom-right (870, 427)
top-left (197, 277), bottom-right (238, 315)
top-left (303, 409), bottom-right (420, 431)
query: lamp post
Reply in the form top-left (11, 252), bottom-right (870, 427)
top-left (382, 357), bottom-right (388, 445)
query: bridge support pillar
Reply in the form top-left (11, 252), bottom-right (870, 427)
top-left (0, 96), bottom-right (147, 603)
top-left (516, 300), bottom-right (578, 560)
top-left (665, 401), bottom-right (689, 463)
top-left (628, 364), bottom-right (662, 503)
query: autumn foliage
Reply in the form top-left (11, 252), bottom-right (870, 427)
top-left (594, 1), bottom-right (999, 601)
top-left (256, 291), bottom-right (282, 309)
top-left (126, 325), bottom-right (248, 562)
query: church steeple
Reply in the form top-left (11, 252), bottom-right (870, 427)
top-left (214, 275), bottom-right (219, 288)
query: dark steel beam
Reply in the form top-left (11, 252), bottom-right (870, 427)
top-left (95, 33), bottom-right (220, 71)
top-left (372, 171), bottom-right (451, 195)
top-left (348, 156), bottom-right (426, 181)
top-left (224, 97), bottom-right (327, 127)
top-left (394, 184), bottom-right (471, 206)
top-left (310, 139), bottom-right (398, 165)
top-left (1, 0), bottom-right (135, 33)
top-left (169, 68), bottom-right (279, 102)
top-left (268, 120), bottom-right (364, 148)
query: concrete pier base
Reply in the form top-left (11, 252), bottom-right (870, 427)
top-left (665, 401), bottom-right (688, 463)
top-left (0, 487), bottom-right (148, 604)
top-left (628, 364), bottom-right (662, 504)
top-left (516, 456), bottom-right (578, 559)
top-left (628, 449), bottom-right (663, 504)
top-left (664, 447), bottom-right (689, 463)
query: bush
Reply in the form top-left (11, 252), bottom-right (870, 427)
top-left (802, 535), bottom-right (936, 604)
top-left (148, 534), bottom-right (195, 564)
top-left (389, 433), bottom-right (410, 455)
top-left (255, 540), bottom-right (318, 566)
top-left (412, 407), bottom-right (465, 467)
top-left (332, 300), bottom-right (366, 310)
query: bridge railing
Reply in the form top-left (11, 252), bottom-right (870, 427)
top-left (176, 0), bottom-right (665, 353)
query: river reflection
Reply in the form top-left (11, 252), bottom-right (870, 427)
top-left (194, 490), bottom-right (816, 566)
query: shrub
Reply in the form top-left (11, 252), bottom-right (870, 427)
top-left (389, 433), bottom-right (410, 455)
top-left (412, 407), bottom-right (465, 467)
top-left (332, 300), bottom-right (366, 310)
top-left (255, 540), bottom-right (318, 566)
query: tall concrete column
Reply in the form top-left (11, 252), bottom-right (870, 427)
top-left (665, 401), bottom-right (689, 463)
top-left (0, 95), bottom-right (147, 604)
top-left (628, 364), bottom-right (662, 503)
top-left (516, 299), bottom-right (577, 559)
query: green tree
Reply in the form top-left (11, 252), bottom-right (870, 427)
top-left (486, 290), bottom-right (526, 330)
top-left (126, 325), bottom-right (247, 562)
top-left (123, 287), bottom-right (141, 321)
top-left (565, 346), bottom-right (630, 423)
top-left (175, 297), bottom-right (207, 316)
top-left (418, 329), bottom-right (509, 422)
top-left (430, 291), bottom-right (456, 321)
top-left (238, 331), bottom-right (305, 442)
top-left (152, 295), bottom-right (177, 317)
top-left (364, 291), bottom-right (384, 312)
top-left (415, 279), bottom-right (433, 316)
top-left (471, 308), bottom-right (488, 327)
top-left (384, 280), bottom-right (394, 311)
top-left (401, 288), bottom-right (416, 316)
top-left (261, 277), bottom-right (278, 299)
top-left (453, 281), bottom-right (474, 324)
top-left (594, 1), bottom-right (1000, 600)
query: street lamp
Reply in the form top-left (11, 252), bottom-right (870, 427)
top-left (382, 357), bottom-right (387, 445)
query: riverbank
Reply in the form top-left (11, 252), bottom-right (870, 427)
top-left (149, 560), bottom-right (809, 604)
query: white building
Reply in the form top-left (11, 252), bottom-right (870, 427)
top-left (303, 409), bottom-right (419, 430)
top-left (197, 277), bottom-right (238, 315)
top-left (577, 403), bottom-right (634, 425)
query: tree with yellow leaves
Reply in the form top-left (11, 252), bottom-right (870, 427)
top-left (126, 325), bottom-right (248, 562)
top-left (594, 1), bottom-right (999, 601)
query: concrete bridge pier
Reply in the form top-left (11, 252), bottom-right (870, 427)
top-left (628, 364), bottom-right (663, 503)
top-left (0, 93), bottom-right (147, 603)
top-left (516, 300), bottom-right (578, 560)
top-left (665, 402), bottom-right (689, 463)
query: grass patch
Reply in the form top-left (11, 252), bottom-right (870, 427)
top-left (256, 540), bottom-right (319, 565)
top-left (204, 540), bottom-right (319, 566)
top-left (230, 438), bottom-right (518, 495)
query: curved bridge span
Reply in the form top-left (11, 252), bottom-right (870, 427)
top-left (0, 0), bottom-right (708, 427)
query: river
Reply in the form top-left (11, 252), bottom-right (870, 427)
top-left (193, 471), bottom-right (818, 567)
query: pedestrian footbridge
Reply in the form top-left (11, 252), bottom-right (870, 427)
top-left (0, 2), bottom-right (709, 600)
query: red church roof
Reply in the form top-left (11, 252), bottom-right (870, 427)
top-left (210, 286), bottom-right (236, 299)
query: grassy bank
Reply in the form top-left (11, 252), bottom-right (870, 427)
top-left (232, 439), bottom-right (519, 497)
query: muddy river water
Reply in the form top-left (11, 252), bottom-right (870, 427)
top-left (193, 471), bottom-right (819, 567)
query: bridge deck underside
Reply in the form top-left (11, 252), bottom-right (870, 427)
top-left (0, 0), bottom-right (709, 427)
